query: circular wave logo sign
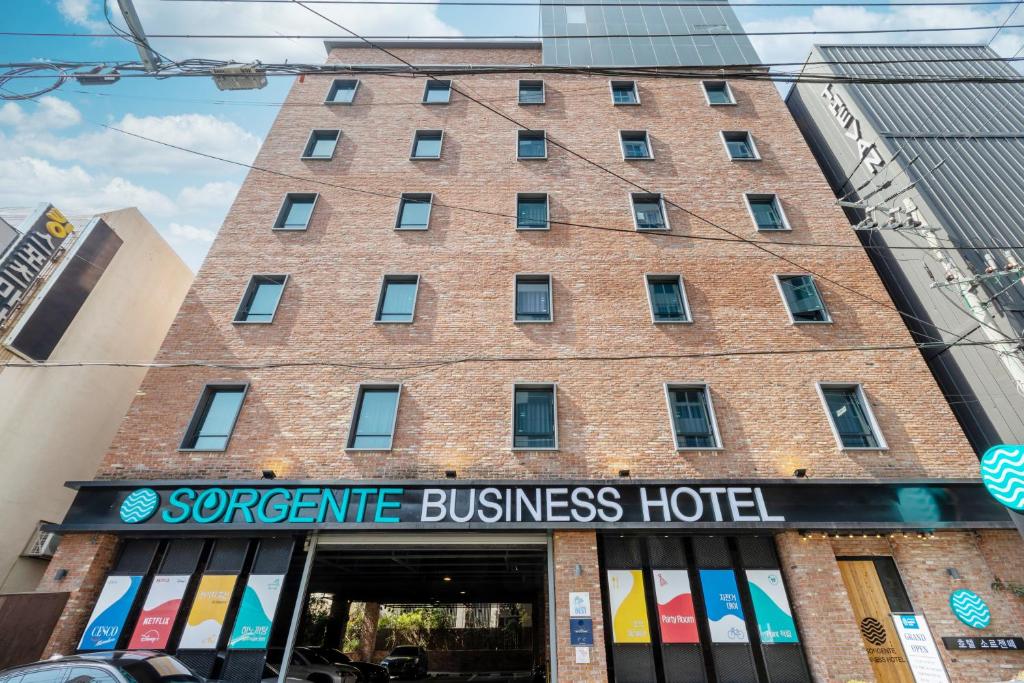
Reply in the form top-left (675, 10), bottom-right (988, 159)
top-left (120, 488), bottom-right (160, 523)
top-left (980, 445), bottom-right (1024, 510)
top-left (859, 617), bottom-right (887, 646)
top-left (950, 589), bottom-right (991, 629)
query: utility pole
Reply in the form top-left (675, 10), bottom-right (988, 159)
top-left (115, 0), bottom-right (160, 72)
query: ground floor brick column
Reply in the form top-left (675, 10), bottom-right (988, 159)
top-left (552, 530), bottom-right (607, 683)
top-left (37, 533), bottom-right (119, 657)
top-left (775, 531), bottom-right (875, 683)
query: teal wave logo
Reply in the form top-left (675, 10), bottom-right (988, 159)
top-left (120, 488), bottom-right (159, 523)
top-left (980, 445), bottom-right (1024, 510)
top-left (950, 589), bottom-right (990, 629)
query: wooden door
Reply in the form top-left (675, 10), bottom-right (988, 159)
top-left (838, 560), bottom-right (915, 683)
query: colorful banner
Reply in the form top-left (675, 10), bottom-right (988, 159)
top-left (699, 570), bottom-right (749, 644)
top-left (128, 575), bottom-right (190, 649)
top-left (178, 574), bottom-right (237, 649)
top-left (651, 569), bottom-right (699, 644)
top-left (891, 614), bottom-right (950, 683)
top-left (746, 570), bottom-right (799, 644)
top-left (607, 569), bottom-right (651, 644)
top-left (78, 575), bottom-right (142, 650)
top-left (228, 574), bottom-right (285, 649)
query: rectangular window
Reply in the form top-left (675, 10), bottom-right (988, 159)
top-left (423, 80), bottom-right (452, 104)
top-left (631, 193), bottom-right (669, 231)
top-left (746, 194), bottom-right (789, 231)
top-left (646, 275), bottom-right (690, 323)
top-left (518, 80), bottom-right (545, 104)
top-left (518, 130), bottom-right (547, 159)
top-left (703, 80), bottom-right (735, 105)
top-left (666, 384), bottom-right (720, 449)
top-left (515, 274), bottom-right (552, 322)
top-left (819, 383), bottom-right (884, 449)
top-left (411, 130), bottom-right (443, 159)
top-left (776, 274), bottom-right (830, 323)
top-left (302, 130), bottom-right (340, 159)
top-left (723, 131), bottom-right (759, 160)
top-left (180, 384), bottom-right (247, 451)
top-left (348, 385), bottom-right (401, 450)
top-left (375, 275), bottom-right (419, 323)
top-left (273, 193), bottom-right (318, 231)
top-left (234, 274), bottom-right (287, 323)
top-left (610, 80), bottom-right (639, 105)
top-left (620, 131), bottom-right (652, 160)
top-left (396, 193), bottom-right (432, 230)
top-left (516, 193), bottom-right (549, 230)
top-left (325, 79), bottom-right (359, 104)
top-left (513, 384), bottom-right (557, 449)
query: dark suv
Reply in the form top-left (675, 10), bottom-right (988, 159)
top-left (378, 646), bottom-right (427, 680)
top-left (0, 652), bottom-right (203, 683)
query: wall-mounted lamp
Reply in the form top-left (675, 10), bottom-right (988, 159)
top-left (261, 469), bottom-right (277, 480)
top-left (793, 468), bottom-right (808, 478)
top-left (445, 470), bottom-right (458, 479)
top-left (54, 568), bottom-right (68, 581)
top-left (618, 469), bottom-right (631, 478)
top-left (946, 567), bottom-right (961, 580)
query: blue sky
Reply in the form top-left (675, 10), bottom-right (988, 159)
top-left (1, 1), bottom-right (1020, 270)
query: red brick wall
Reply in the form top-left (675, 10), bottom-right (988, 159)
top-left (552, 531), bottom-right (606, 682)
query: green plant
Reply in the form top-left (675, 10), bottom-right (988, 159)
top-left (992, 578), bottom-right (1024, 598)
top-left (344, 602), bottom-right (366, 653)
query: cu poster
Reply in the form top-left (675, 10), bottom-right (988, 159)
top-left (229, 575), bottom-right (286, 649)
top-left (607, 569), bottom-right (651, 643)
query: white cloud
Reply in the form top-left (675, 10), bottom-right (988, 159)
top-left (167, 222), bottom-right (218, 243)
top-left (178, 181), bottom-right (241, 211)
top-left (57, 0), bottom-right (108, 32)
top-left (0, 97), bottom-right (81, 130)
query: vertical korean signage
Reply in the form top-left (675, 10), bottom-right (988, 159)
top-left (78, 575), bottom-right (142, 650)
top-left (128, 575), bottom-right (190, 649)
top-left (178, 574), bottom-right (237, 649)
top-left (651, 569), bottom-right (699, 643)
top-left (607, 570), bottom-right (651, 643)
top-left (699, 570), bottom-right (749, 643)
top-left (746, 569), bottom-right (799, 644)
top-left (0, 204), bottom-right (74, 325)
top-left (228, 575), bottom-right (285, 649)
top-left (891, 614), bottom-right (950, 683)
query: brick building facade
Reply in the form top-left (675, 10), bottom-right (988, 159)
top-left (41, 43), bottom-right (1023, 682)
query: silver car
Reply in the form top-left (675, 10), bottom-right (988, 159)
top-left (266, 649), bottom-right (360, 683)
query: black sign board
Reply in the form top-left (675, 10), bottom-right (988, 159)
top-left (0, 204), bottom-right (75, 325)
top-left (570, 618), bottom-right (594, 646)
top-left (53, 479), bottom-right (1013, 533)
top-left (942, 636), bottom-right (1023, 651)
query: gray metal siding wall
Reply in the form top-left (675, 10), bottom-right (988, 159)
top-left (540, 0), bottom-right (761, 65)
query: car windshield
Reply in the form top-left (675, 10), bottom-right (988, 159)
top-left (390, 647), bottom-right (418, 657)
top-left (299, 652), bottom-right (332, 666)
top-left (116, 657), bottom-right (203, 683)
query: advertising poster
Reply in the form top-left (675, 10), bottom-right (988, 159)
top-left (128, 575), bottom-right (190, 649)
top-left (746, 570), bottom-right (799, 644)
top-left (607, 569), bottom-right (651, 644)
top-left (891, 614), bottom-right (950, 683)
top-left (78, 575), bottom-right (142, 650)
top-left (178, 574), bottom-right (237, 649)
top-left (699, 569), bottom-right (749, 644)
top-left (228, 574), bottom-right (285, 649)
top-left (651, 569), bottom-right (699, 644)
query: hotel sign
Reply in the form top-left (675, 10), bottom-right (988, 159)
top-left (54, 479), bottom-right (1013, 532)
top-left (821, 84), bottom-right (886, 174)
top-left (0, 204), bottom-right (75, 326)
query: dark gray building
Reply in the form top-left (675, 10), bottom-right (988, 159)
top-left (787, 44), bottom-right (1024, 455)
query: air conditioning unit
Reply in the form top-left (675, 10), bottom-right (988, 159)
top-left (22, 524), bottom-right (60, 559)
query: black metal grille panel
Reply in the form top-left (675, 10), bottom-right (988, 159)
top-left (175, 651), bottom-right (219, 677)
top-left (647, 536), bottom-right (687, 569)
top-left (220, 650), bottom-right (267, 682)
top-left (661, 644), bottom-right (707, 683)
top-left (604, 536), bottom-right (645, 569)
top-left (612, 644), bottom-right (658, 683)
top-left (252, 538), bottom-right (294, 574)
top-left (692, 537), bottom-right (731, 569)
top-left (114, 539), bottom-right (159, 574)
top-left (710, 644), bottom-right (757, 683)
top-left (208, 539), bottom-right (250, 572)
top-left (160, 539), bottom-right (205, 574)
top-left (736, 537), bottom-right (777, 569)
top-left (762, 645), bottom-right (811, 683)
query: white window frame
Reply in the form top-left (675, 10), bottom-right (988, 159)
top-left (374, 273), bottom-right (420, 324)
top-left (774, 274), bottom-right (832, 324)
top-left (345, 383), bottom-right (403, 451)
top-left (514, 273), bottom-right (553, 323)
top-left (301, 129), bottom-right (341, 160)
top-left (517, 130), bottom-right (548, 160)
top-left (720, 130), bottom-right (761, 161)
top-left (644, 274), bottom-right (692, 324)
top-left (609, 80), bottom-right (640, 105)
top-left (394, 193), bottom-right (433, 231)
top-left (233, 274), bottom-right (289, 324)
top-left (815, 382), bottom-right (888, 451)
top-left (516, 192), bottom-right (550, 231)
top-left (325, 78), bottom-right (360, 105)
top-left (630, 192), bottom-right (671, 232)
top-left (511, 382), bottom-right (559, 451)
top-left (422, 79), bottom-right (452, 104)
top-left (744, 192), bottom-right (792, 232)
top-left (272, 192), bottom-right (319, 231)
top-left (663, 382), bottom-right (723, 451)
top-left (410, 129), bottom-right (444, 160)
top-left (518, 79), bottom-right (546, 105)
top-left (702, 80), bottom-right (736, 106)
top-left (620, 130), bottom-right (653, 160)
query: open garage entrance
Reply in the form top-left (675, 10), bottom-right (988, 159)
top-left (290, 534), bottom-right (551, 682)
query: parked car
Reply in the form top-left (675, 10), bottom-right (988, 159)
top-left (261, 661), bottom-right (313, 683)
top-left (266, 648), bottom-right (360, 683)
top-left (0, 651), bottom-right (203, 683)
top-left (298, 648), bottom-right (387, 683)
top-left (378, 646), bottom-right (427, 680)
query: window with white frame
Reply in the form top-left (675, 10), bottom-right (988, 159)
top-left (519, 80), bottom-right (545, 104)
top-left (302, 130), bottom-right (340, 159)
top-left (347, 385), bottom-right (401, 449)
top-left (610, 80), bottom-right (639, 105)
top-left (776, 274), bottom-right (830, 323)
top-left (396, 193), bottom-right (432, 230)
top-left (513, 384), bottom-right (557, 449)
top-left (515, 274), bottom-right (552, 322)
top-left (746, 193), bottom-right (790, 231)
top-left (703, 80), bottom-right (735, 105)
top-left (818, 383), bottom-right (885, 449)
top-left (273, 193), bottom-right (317, 230)
top-left (666, 384), bottom-right (720, 449)
top-left (631, 193), bottom-right (669, 231)
top-left (325, 79), bottom-right (359, 104)
top-left (722, 131), bottom-right (759, 160)
top-left (646, 275), bottom-right (690, 322)
top-left (375, 275), bottom-right (419, 323)
top-left (621, 131), bottom-right (652, 159)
